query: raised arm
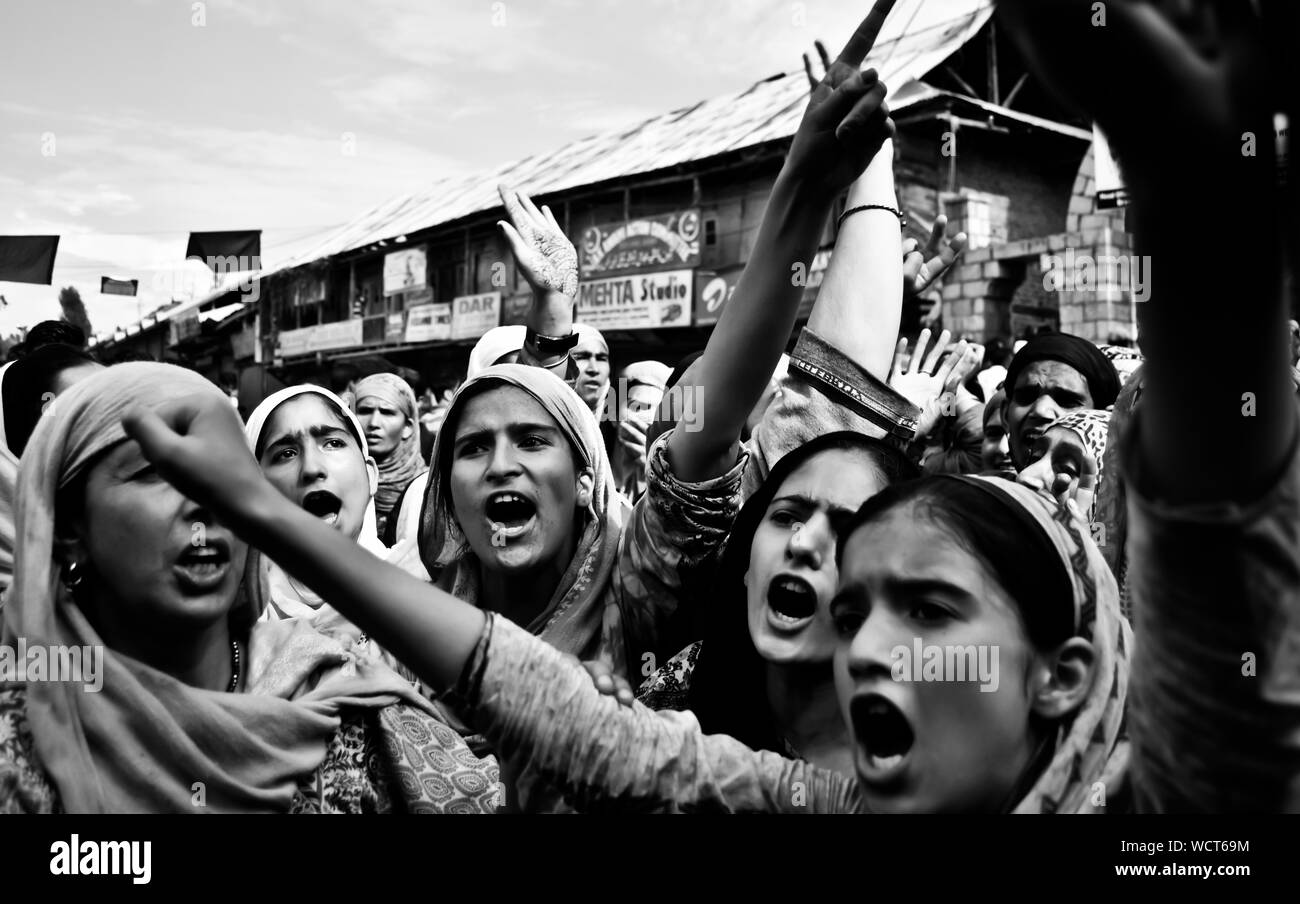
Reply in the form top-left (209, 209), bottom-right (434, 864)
top-left (666, 0), bottom-right (899, 482)
top-left (1000, 0), bottom-right (1300, 813)
top-left (1000, 0), bottom-right (1291, 503)
top-left (497, 186), bottom-right (579, 378)
top-left (122, 394), bottom-right (858, 814)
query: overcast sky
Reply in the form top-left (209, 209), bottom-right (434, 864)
top-left (0, 0), bottom-right (977, 337)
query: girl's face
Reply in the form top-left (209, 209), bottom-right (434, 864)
top-left (981, 406), bottom-right (1014, 476)
top-left (831, 508), bottom-right (1045, 813)
top-left (448, 386), bottom-right (590, 575)
top-left (355, 394), bottom-right (412, 460)
top-left (1017, 426), bottom-right (1096, 514)
top-left (69, 437), bottom-right (247, 634)
top-left (258, 395), bottom-right (374, 542)
top-left (745, 448), bottom-right (886, 665)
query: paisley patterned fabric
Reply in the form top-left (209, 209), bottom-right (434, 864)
top-left (0, 684), bottom-right (500, 814)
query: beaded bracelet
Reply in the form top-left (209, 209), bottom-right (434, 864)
top-left (837, 203), bottom-right (906, 232)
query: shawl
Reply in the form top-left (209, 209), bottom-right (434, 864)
top-left (418, 364), bottom-right (630, 660)
top-left (352, 373), bottom-right (426, 539)
top-left (2, 363), bottom-right (435, 813)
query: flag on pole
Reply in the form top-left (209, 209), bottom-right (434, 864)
top-left (0, 235), bottom-right (60, 284)
top-left (100, 276), bottom-right (139, 296)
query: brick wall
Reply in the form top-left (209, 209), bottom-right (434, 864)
top-left (939, 142), bottom-right (1140, 343)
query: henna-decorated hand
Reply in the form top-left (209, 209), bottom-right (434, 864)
top-left (497, 185), bottom-right (579, 299)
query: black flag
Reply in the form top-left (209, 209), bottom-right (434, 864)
top-left (100, 276), bottom-right (139, 296)
top-left (0, 235), bottom-right (60, 285)
top-left (185, 230), bottom-right (261, 271)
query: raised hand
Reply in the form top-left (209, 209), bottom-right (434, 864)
top-left (890, 329), bottom-right (984, 439)
top-left (903, 214), bottom-right (968, 300)
top-left (122, 392), bottom-right (269, 529)
top-left (787, 0), bottom-right (899, 198)
top-left (497, 185), bottom-right (579, 299)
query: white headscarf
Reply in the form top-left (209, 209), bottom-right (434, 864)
top-left (243, 385), bottom-right (386, 630)
top-left (467, 325), bottom-right (527, 379)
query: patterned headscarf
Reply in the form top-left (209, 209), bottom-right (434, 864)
top-left (352, 373), bottom-right (426, 539)
top-left (417, 364), bottom-right (630, 663)
top-left (1047, 408), bottom-right (1111, 521)
top-left (948, 476), bottom-right (1132, 814)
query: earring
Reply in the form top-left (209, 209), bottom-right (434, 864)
top-left (63, 559), bottom-right (84, 589)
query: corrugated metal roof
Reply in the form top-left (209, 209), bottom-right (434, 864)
top-left (257, 2), bottom-right (996, 283)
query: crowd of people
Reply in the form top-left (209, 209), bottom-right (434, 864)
top-left (1, 0), bottom-right (1297, 813)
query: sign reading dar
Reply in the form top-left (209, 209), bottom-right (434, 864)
top-left (450, 291), bottom-right (501, 340)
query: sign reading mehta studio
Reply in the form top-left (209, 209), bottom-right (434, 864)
top-left (576, 269), bottom-right (693, 330)
top-left (580, 210), bottom-right (700, 277)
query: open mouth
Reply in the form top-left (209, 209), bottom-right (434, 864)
top-left (485, 491), bottom-right (537, 540)
top-left (174, 541), bottom-right (231, 590)
top-left (765, 574), bottom-right (817, 629)
top-left (851, 693), bottom-right (915, 784)
top-left (302, 489), bottom-right (343, 526)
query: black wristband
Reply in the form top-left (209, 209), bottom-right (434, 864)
top-left (525, 327), bottom-right (579, 356)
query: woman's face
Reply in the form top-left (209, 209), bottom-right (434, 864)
top-left (72, 438), bottom-right (248, 632)
top-left (355, 394), bottom-right (412, 460)
top-left (1017, 426), bottom-right (1095, 513)
top-left (980, 405), bottom-right (1014, 476)
top-left (745, 447), bottom-right (885, 665)
top-left (449, 386), bottom-right (588, 575)
top-left (257, 394), bottom-right (373, 542)
top-left (831, 508), bottom-right (1043, 813)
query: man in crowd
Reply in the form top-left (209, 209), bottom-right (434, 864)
top-left (1002, 332), bottom-right (1120, 470)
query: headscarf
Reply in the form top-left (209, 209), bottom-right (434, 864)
top-left (0, 362), bottom-right (18, 597)
top-left (4, 363), bottom-right (431, 812)
top-left (352, 373), bottom-right (426, 538)
top-left (620, 360), bottom-right (671, 393)
top-left (941, 476), bottom-right (1132, 814)
top-left (1004, 333), bottom-right (1121, 409)
top-left (573, 323), bottom-right (611, 416)
top-left (418, 364), bottom-right (630, 661)
top-left (467, 325), bottom-right (526, 379)
top-left (1045, 408), bottom-right (1111, 521)
top-left (243, 385), bottom-right (385, 629)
